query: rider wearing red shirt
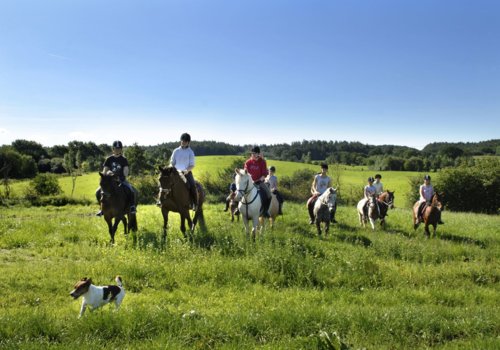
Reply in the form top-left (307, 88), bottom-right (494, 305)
top-left (244, 146), bottom-right (272, 217)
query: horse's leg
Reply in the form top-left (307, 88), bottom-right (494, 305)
top-left (111, 218), bottom-right (121, 244)
top-left (369, 217), bottom-right (376, 231)
top-left (252, 216), bottom-right (259, 242)
top-left (122, 216), bottom-right (128, 236)
top-left (105, 216), bottom-right (114, 244)
top-left (315, 219), bottom-right (321, 236)
top-left (242, 215), bottom-right (250, 237)
top-left (162, 209), bottom-right (169, 243)
top-left (325, 220), bottom-right (329, 236)
top-left (179, 212), bottom-right (187, 240)
top-left (424, 222), bottom-right (430, 237)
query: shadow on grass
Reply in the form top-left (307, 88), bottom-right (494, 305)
top-left (334, 232), bottom-right (372, 247)
top-left (438, 233), bottom-right (487, 249)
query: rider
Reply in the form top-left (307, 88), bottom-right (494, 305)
top-left (415, 175), bottom-right (444, 225)
top-left (170, 132), bottom-right (198, 210)
top-left (265, 165), bottom-right (284, 215)
top-left (244, 146), bottom-right (272, 217)
top-left (373, 174), bottom-right (384, 197)
top-left (95, 140), bottom-right (137, 216)
top-left (307, 163), bottom-right (335, 224)
top-left (360, 176), bottom-right (377, 217)
top-left (224, 175), bottom-right (238, 213)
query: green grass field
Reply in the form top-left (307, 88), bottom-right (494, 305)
top-left (0, 199), bottom-right (498, 349)
top-left (6, 156), bottom-right (423, 208)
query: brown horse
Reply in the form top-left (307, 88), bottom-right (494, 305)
top-left (158, 166), bottom-right (205, 242)
top-left (228, 191), bottom-right (240, 222)
top-left (376, 190), bottom-right (395, 229)
top-left (99, 172), bottom-right (137, 244)
top-left (413, 192), bottom-right (444, 237)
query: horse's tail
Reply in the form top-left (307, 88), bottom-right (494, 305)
top-left (128, 213), bottom-right (138, 232)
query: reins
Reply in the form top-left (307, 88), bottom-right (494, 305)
top-left (237, 176), bottom-right (259, 218)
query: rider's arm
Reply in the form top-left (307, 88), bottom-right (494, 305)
top-left (311, 176), bottom-right (318, 195)
top-left (123, 166), bottom-right (130, 178)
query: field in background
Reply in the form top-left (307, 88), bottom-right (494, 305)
top-left (0, 202), bottom-right (498, 349)
top-left (6, 156), bottom-right (424, 208)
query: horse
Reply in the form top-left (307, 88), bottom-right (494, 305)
top-left (158, 166), bottom-right (205, 242)
top-left (413, 192), bottom-right (443, 237)
top-left (233, 168), bottom-right (263, 240)
top-left (267, 192), bottom-right (280, 229)
top-left (357, 191), bottom-right (395, 230)
top-left (98, 172), bottom-right (137, 244)
top-left (313, 187), bottom-right (337, 236)
top-left (227, 191), bottom-right (240, 222)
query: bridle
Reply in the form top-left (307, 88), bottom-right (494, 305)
top-left (236, 176), bottom-right (258, 205)
top-left (377, 192), bottom-right (394, 208)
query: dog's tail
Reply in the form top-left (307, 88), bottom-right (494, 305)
top-left (115, 275), bottom-right (123, 288)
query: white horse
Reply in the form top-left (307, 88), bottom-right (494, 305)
top-left (357, 195), bottom-right (378, 230)
top-left (313, 187), bottom-right (337, 236)
top-left (234, 168), bottom-right (263, 240)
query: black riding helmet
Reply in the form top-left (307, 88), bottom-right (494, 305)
top-left (269, 166), bottom-right (276, 172)
top-left (424, 175), bottom-right (431, 180)
top-left (251, 146), bottom-right (260, 154)
top-left (180, 133), bottom-right (191, 142)
top-left (112, 140), bottom-right (123, 149)
top-left (368, 177), bottom-right (374, 182)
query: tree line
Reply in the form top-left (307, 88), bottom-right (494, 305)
top-left (1, 138), bottom-right (499, 179)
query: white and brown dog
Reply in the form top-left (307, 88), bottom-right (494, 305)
top-left (70, 276), bottom-right (125, 318)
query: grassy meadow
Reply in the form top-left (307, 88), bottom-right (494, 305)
top-left (1, 156), bottom-right (498, 349)
top-left (0, 199), bottom-right (499, 349)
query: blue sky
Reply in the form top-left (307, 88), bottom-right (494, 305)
top-left (0, 0), bottom-right (498, 150)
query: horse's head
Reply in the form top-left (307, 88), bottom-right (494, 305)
top-left (319, 187), bottom-right (337, 211)
top-left (233, 168), bottom-right (252, 202)
top-left (380, 190), bottom-right (395, 209)
top-left (432, 192), bottom-right (444, 210)
top-left (158, 166), bottom-right (178, 199)
top-left (99, 172), bottom-right (120, 196)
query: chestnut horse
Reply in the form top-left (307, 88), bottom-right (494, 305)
top-left (413, 192), bottom-right (443, 237)
top-left (158, 166), bottom-right (205, 242)
top-left (99, 172), bottom-right (137, 244)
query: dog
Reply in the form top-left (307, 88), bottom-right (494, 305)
top-left (70, 275), bottom-right (125, 318)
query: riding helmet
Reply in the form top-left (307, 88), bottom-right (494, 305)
top-left (375, 174), bottom-right (382, 179)
top-left (180, 133), bottom-right (191, 142)
top-left (368, 177), bottom-right (374, 182)
top-left (269, 166), bottom-right (276, 172)
top-left (251, 146), bottom-right (260, 154)
top-left (112, 140), bottom-right (123, 149)
top-left (424, 175), bottom-right (431, 181)
top-left (321, 163), bottom-right (328, 170)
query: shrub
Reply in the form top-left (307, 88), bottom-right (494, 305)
top-left (436, 158), bottom-right (499, 214)
top-left (29, 173), bottom-right (62, 196)
top-left (280, 168), bottom-right (316, 202)
top-left (130, 174), bottom-right (159, 204)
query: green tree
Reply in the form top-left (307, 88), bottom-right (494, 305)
top-left (126, 143), bottom-right (149, 175)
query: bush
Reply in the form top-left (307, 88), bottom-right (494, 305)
top-left (29, 173), bottom-right (62, 196)
top-left (197, 158), bottom-right (246, 203)
top-left (280, 168), bottom-right (316, 202)
top-left (130, 174), bottom-right (159, 205)
top-left (435, 158), bottom-right (499, 214)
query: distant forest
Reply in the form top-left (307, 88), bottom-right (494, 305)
top-left (1, 138), bottom-right (499, 179)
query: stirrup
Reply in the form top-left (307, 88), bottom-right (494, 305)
top-left (130, 206), bottom-right (136, 214)
top-left (95, 210), bottom-right (103, 217)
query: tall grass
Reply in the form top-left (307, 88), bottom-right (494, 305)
top-left (0, 202), bottom-right (498, 349)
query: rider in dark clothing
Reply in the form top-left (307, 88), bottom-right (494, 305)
top-left (95, 140), bottom-right (137, 216)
